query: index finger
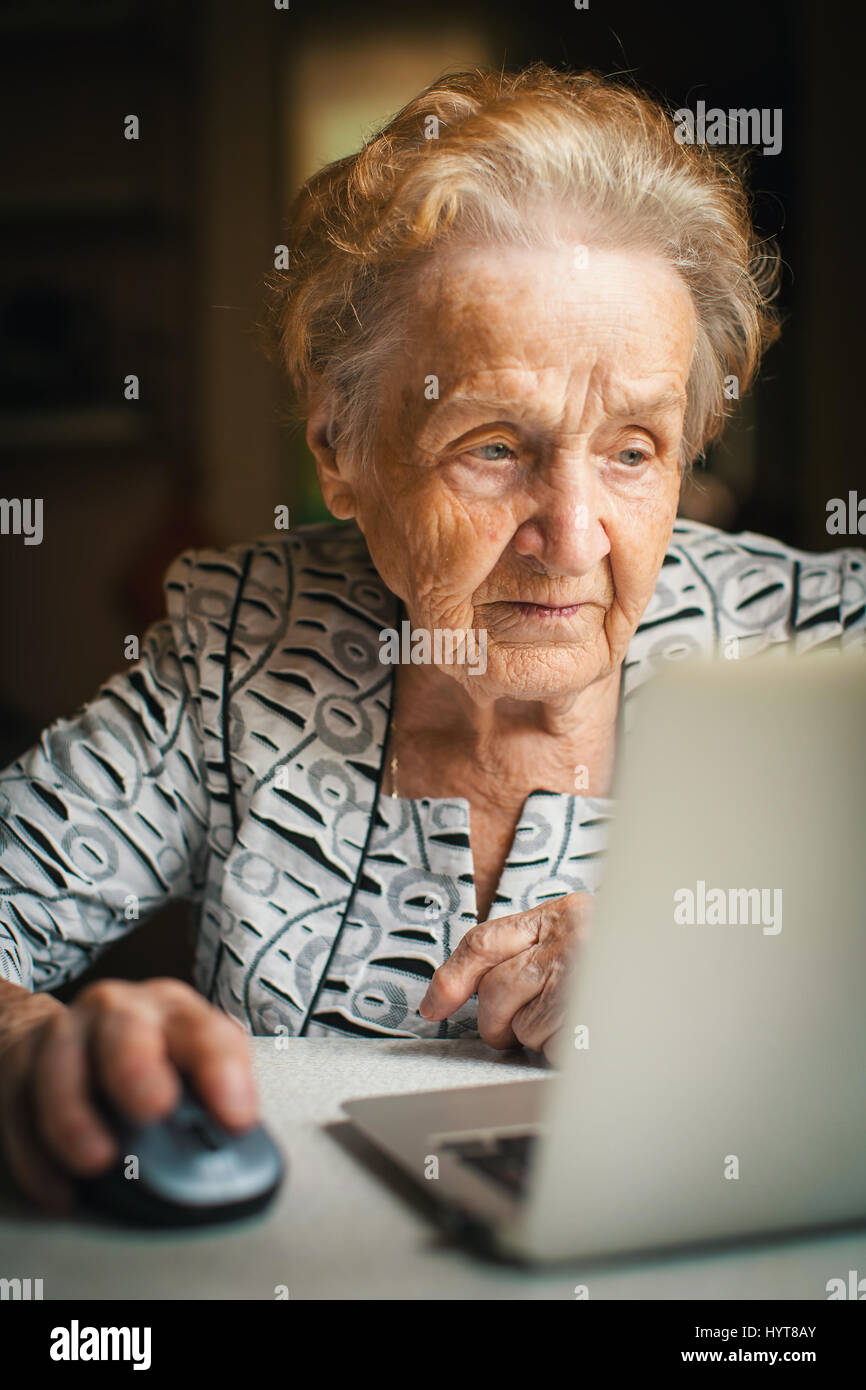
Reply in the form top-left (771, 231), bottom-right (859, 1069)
top-left (162, 1001), bottom-right (259, 1132)
top-left (419, 908), bottom-right (542, 1020)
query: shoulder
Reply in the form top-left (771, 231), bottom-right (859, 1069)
top-left (155, 522), bottom-right (395, 812)
top-left (628, 519), bottom-right (866, 678)
top-left (164, 520), bottom-right (371, 593)
top-left (162, 521), bottom-right (375, 630)
top-left (667, 518), bottom-right (865, 647)
top-left (158, 521), bottom-right (394, 709)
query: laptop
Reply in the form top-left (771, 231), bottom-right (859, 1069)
top-left (342, 649), bottom-right (866, 1262)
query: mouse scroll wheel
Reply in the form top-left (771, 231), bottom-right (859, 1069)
top-left (190, 1117), bottom-right (224, 1150)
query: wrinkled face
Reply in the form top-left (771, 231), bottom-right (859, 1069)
top-left (322, 242), bottom-right (696, 703)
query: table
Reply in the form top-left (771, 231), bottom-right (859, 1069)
top-left (1, 1038), bottom-right (863, 1300)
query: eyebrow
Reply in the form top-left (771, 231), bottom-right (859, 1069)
top-left (433, 386), bottom-right (688, 422)
top-left (611, 388), bottom-right (689, 417)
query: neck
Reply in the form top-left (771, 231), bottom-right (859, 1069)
top-left (389, 660), bottom-right (622, 800)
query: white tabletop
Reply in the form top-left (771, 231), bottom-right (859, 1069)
top-left (1, 1038), bottom-right (863, 1300)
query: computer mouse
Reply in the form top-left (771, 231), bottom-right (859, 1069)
top-left (75, 1079), bottom-right (286, 1227)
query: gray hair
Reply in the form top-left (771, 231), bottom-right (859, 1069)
top-left (262, 62), bottom-right (781, 475)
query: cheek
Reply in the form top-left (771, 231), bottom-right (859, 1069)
top-left (360, 483), bottom-right (515, 619)
top-left (608, 488), bottom-right (679, 609)
top-left (409, 493), bottom-right (518, 602)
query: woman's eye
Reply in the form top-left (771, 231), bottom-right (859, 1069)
top-left (469, 442), bottom-right (517, 463)
top-left (615, 447), bottom-right (649, 467)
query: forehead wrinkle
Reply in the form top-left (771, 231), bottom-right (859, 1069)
top-left (394, 271), bottom-right (693, 444)
top-left (597, 384), bottom-right (689, 419)
top-left (436, 361), bottom-right (589, 420)
top-left (410, 367), bottom-right (687, 450)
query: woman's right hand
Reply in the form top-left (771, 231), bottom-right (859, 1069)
top-left (0, 977), bottom-right (259, 1213)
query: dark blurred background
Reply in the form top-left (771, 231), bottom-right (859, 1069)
top-left (0, 0), bottom-right (862, 992)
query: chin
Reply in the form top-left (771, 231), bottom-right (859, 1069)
top-left (459, 643), bottom-right (604, 702)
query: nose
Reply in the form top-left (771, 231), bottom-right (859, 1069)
top-left (512, 462), bottom-right (610, 577)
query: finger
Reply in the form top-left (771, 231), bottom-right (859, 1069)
top-left (31, 1009), bottom-right (118, 1176)
top-left (486, 896), bottom-right (590, 1050)
top-left (89, 996), bottom-right (182, 1124)
top-left (419, 907), bottom-right (544, 1019)
top-left (510, 957), bottom-right (573, 1054)
top-left (161, 997), bottom-right (259, 1131)
top-left (1, 1079), bottom-right (78, 1212)
top-left (476, 949), bottom-right (545, 1050)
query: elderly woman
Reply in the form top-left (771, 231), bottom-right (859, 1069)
top-left (1, 63), bottom-right (864, 1212)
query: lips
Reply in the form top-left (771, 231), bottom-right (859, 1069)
top-left (508, 600), bottom-right (586, 617)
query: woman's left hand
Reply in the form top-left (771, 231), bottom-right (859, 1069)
top-left (418, 892), bottom-right (594, 1060)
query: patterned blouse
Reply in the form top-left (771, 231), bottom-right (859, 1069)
top-left (0, 518), bottom-right (863, 1040)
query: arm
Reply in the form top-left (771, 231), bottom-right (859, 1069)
top-left (0, 554), bottom-right (211, 994)
top-left (0, 551), bottom-right (259, 1211)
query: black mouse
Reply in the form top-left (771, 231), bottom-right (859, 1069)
top-left (75, 1079), bottom-right (286, 1227)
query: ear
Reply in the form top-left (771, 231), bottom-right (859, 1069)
top-left (305, 397), bottom-right (358, 521)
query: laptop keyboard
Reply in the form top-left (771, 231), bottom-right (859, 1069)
top-left (440, 1132), bottom-right (539, 1197)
